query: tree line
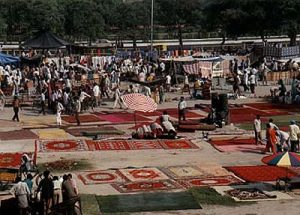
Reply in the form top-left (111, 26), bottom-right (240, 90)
top-left (0, 0), bottom-right (299, 47)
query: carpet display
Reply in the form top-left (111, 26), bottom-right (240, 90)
top-left (161, 166), bottom-right (207, 179)
top-left (65, 126), bottom-right (118, 137)
top-left (95, 112), bottom-right (151, 124)
top-left (226, 188), bottom-right (276, 200)
top-left (0, 152), bottom-right (33, 169)
top-left (96, 192), bottom-right (201, 213)
top-left (213, 144), bottom-right (265, 153)
top-left (177, 175), bottom-right (243, 188)
top-left (209, 138), bottom-right (255, 146)
top-left (127, 140), bottom-right (163, 150)
top-left (111, 180), bottom-right (180, 193)
top-left (117, 168), bottom-right (169, 182)
top-left (37, 129), bottom-right (69, 139)
top-left (77, 170), bottom-right (128, 185)
top-left (38, 140), bottom-right (88, 152)
top-left (0, 130), bottom-right (38, 141)
top-left (62, 114), bottom-right (101, 123)
top-left (86, 140), bottom-right (131, 150)
top-left (158, 139), bottom-right (198, 149)
top-left (225, 165), bottom-right (298, 182)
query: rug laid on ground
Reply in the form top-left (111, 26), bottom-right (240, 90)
top-left (212, 144), bottom-right (265, 153)
top-left (95, 112), bottom-right (151, 124)
top-left (213, 183), bottom-right (293, 202)
top-left (96, 192), bottom-right (201, 213)
top-left (117, 167), bottom-right (170, 182)
top-left (177, 175), bottom-right (243, 188)
top-left (161, 166), bottom-right (207, 179)
top-left (225, 165), bottom-right (298, 182)
top-left (0, 130), bottom-right (38, 141)
top-left (209, 138), bottom-right (255, 146)
top-left (37, 140), bottom-right (88, 152)
top-left (111, 180), bottom-right (181, 193)
top-left (65, 126), bottom-right (120, 137)
top-left (0, 153), bottom-right (25, 169)
top-left (158, 108), bottom-right (204, 119)
top-left (158, 139), bottom-right (199, 149)
top-left (37, 129), bottom-right (69, 139)
top-left (77, 170), bottom-right (128, 185)
top-left (62, 114), bottom-right (102, 123)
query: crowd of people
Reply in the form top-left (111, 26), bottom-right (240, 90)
top-left (254, 115), bottom-right (300, 154)
top-left (10, 170), bottom-right (79, 215)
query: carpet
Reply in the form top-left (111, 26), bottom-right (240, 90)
top-left (177, 175), bottom-right (244, 188)
top-left (127, 140), bottom-right (163, 150)
top-left (225, 165), bottom-right (298, 182)
top-left (161, 166), bottom-right (207, 179)
top-left (0, 130), bottom-right (38, 141)
top-left (86, 140), bottom-right (131, 150)
top-left (117, 168), bottom-right (170, 182)
top-left (96, 192), bottom-right (201, 213)
top-left (135, 111), bottom-right (162, 117)
top-left (37, 140), bottom-right (88, 153)
top-left (158, 139), bottom-right (199, 149)
top-left (77, 170), bottom-right (128, 185)
top-left (111, 180), bottom-right (181, 193)
top-left (65, 126), bottom-right (119, 137)
top-left (0, 153), bottom-right (24, 169)
top-left (95, 112), bottom-right (151, 124)
top-left (209, 138), bottom-right (255, 146)
top-left (62, 114), bottom-right (101, 123)
top-left (246, 103), bottom-right (300, 112)
top-left (213, 144), bottom-right (265, 153)
top-left (158, 108), bottom-right (204, 119)
top-left (37, 129), bottom-right (69, 139)
top-left (0, 169), bottom-right (18, 182)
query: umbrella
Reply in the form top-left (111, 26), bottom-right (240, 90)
top-left (262, 152), bottom-right (300, 190)
top-left (121, 93), bottom-right (158, 130)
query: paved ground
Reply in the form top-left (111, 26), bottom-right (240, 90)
top-left (1, 83), bottom-right (300, 215)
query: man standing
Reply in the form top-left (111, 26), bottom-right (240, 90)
top-left (289, 120), bottom-right (300, 152)
top-left (74, 97), bottom-right (81, 126)
top-left (93, 83), bottom-right (101, 107)
top-left (39, 90), bottom-right (46, 115)
top-left (12, 96), bottom-right (21, 122)
top-left (254, 115), bottom-right (262, 145)
top-left (37, 170), bottom-right (54, 215)
top-left (249, 71), bottom-right (256, 96)
top-left (166, 74), bottom-right (171, 92)
top-left (56, 101), bottom-right (64, 127)
top-left (178, 96), bottom-right (187, 121)
top-left (10, 176), bottom-right (30, 215)
top-left (264, 123), bottom-right (277, 154)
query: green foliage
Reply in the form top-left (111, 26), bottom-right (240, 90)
top-left (0, 0), bottom-right (299, 43)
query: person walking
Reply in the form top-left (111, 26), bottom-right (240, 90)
top-left (39, 90), bottom-right (46, 115)
top-left (264, 123), bottom-right (277, 154)
top-left (74, 97), bottom-right (81, 126)
top-left (178, 96), bottom-right (187, 121)
top-left (56, 101), bottom-right (64, 127)
top-left (12, 96), bottom-right (21, 122)
top-left (254, 115), bottom-right (262, 145)
top-left (112, 86), bottom-right (127, 109)
top-left (289, 120), bottom-right (300, 152)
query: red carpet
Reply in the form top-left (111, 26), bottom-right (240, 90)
top-left (38, 140), bottom-right (88, 152)
top-left (209, 138), bottom-right (255, 146)
top-left (0, 130), bottom-right (38, 141)
top-left (159, 139), bottom-right (198, 149)
top-left (62, 114), bottom-right (101, 123)
top-left (177, 175), bottom-right (243, 188)
top-left (225, 165), bottom-right (298, 182)
top-left (95, 112), bottom-right (151, 124)
top-left (86, 140), bottom-right (131, 150)
top-left (246, 103), bottom-right (300, 112)
top-left (111, 180), bottom-right (180, 193)
top-left (0, 152), bottom-right (33, 169)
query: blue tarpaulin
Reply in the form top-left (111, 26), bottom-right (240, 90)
top-left (0, 52), bottom-right (20, 65)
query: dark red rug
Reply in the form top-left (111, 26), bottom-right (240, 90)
top-left (225, 165), bottom-right (298, 182)
top-left (209, 138), bottom-right (255, 146)
top-left (86, 140), bottom-right (131, 150)
top-left (246, 103), bottom-right (300, 112)
top-left (0, 152), bottom-right (33, 169)
top-left (65, 126), bottom-right (118, 137)
top-left (38, 140), bottom-right (88, 152)
top-left (177, 175), bottom-right (243, 188)
top-left (0, 130), bottom-right (38, 141)
top-left (111, 180), bottom-right (181, 193)
top-left (95, 112), bottom-right (151, 124)
top-left (62, 114), bottom-right (102, 123)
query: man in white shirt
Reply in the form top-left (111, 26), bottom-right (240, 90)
top-left (93, 83), bottom-right (101, 107)
top-left (254, 115), bottom-right (262, 145)
top-left (178, 96), bottom-right (187, 121)
top-left (166, 74), bottom-right (171, 92)
top-left (289, 120), bottom-right (300, 152)
top-left (249, 72), bottom-right (256, 95)
top-left (10, 176), bottom-right (30, 215)
top-left (112, 86), bottom-right (127, 109)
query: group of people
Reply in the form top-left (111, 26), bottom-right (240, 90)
top-left (254, 115), bottom-right (300, 154)
top-left (10, 170), bottom-right (79, 215)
